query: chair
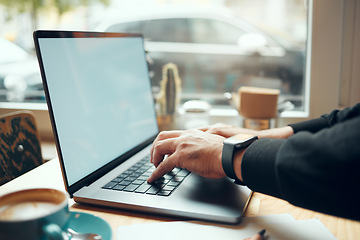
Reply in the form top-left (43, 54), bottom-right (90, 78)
top-left (0, 111), bottom-right (44, 185)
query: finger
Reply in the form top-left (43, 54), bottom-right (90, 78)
top-left (205, 127), bottom-right (234, 138)
top-left (198, 123), bottom-right (226, 134)
top-left (150, 130), bottom-right (182, 163)
top-left (197, 125), bottom-right (211, 132)
top-left (152, 138), bottom-right (177, 167)
top-left (147, 156), bottom-right (176, 183)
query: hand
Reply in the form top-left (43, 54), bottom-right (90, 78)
top-left (147, 129), bottom-right (226, 183)
top-left (199, 123), bottom-right (259, 138)
top-left (200, 123), bottom-right (294, 139)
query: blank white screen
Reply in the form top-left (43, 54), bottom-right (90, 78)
top-left (39, 36), bottom-right (158, 186)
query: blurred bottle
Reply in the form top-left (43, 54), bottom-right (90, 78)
top-left (156, 63), bottom-right (182, 130)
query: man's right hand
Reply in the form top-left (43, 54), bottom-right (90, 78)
top-left (147, 129), bottom-right (226, 183)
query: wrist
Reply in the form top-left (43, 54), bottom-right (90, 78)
top-left (258, 126), bottom-right (294, 139)
top-left (233, 148), bottom-right (246, 182)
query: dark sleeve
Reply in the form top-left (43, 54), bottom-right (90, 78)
top-left (289, 103), bottom-right (360, 133)
top-left (242, 106), bottom-right (360, 220)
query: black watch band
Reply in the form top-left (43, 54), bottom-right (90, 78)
top-left (221, 134), bottom-right (258, 185)
top-left (222, 143), bottom-right (238, 179)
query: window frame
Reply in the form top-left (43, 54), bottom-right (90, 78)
top-left (279, 0), bottom-right (359, 127)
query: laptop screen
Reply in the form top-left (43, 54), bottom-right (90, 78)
top-left (37, 33), bottom-right (158, 186)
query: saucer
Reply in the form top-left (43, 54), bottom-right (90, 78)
top-left (66, 211), bottom-right (112, 240)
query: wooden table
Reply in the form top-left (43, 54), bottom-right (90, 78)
top-left (0, 158), bottom-right (359, 240)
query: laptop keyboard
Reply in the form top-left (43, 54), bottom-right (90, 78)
top-left (102, 155), bottom-right (190, 196)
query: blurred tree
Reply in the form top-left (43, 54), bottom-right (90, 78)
top-left (0, 0), bottom-right (110, 29)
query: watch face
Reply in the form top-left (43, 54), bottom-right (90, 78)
top-left (224, 134), bottom-right (256, 144)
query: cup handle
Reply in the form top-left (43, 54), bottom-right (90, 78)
top-left (43, 223), bottom-right (67, 240)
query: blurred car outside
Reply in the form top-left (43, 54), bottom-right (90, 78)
top-left (95, 6), bottom-right (305, 107)
top-left (0, 38), bottom-right (44, 103)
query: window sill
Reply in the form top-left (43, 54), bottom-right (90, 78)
top-left (0, 102), bottom-right (48, 111)
top-left (0, 102), bottom-right (309, 142)
top-left (208, 107), bottom-right (308, 118)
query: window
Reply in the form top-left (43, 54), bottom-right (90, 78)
top-left (0, 0), bottom-right (358, 137)
top-left (0, 2), bottom-right (308, 109)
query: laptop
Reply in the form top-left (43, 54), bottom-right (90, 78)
top-left (33, 30), bottom-right (252, 224)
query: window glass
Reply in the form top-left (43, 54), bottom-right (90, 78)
top-left (190, 18), bottom-right (246, 44)
top-left (0, 38), bottom-right (28, 64)
top-left (106, 21), bottom-right (143, 33)
top-left (0, 1), bottom-right (307, 111)
top-left (142, 19), bottom-right (190, 42)
top-left (106, 18), bottom-right (191, 42)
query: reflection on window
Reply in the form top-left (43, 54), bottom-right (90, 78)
top-left (107, 21), bottom-right (143, 34)
top-left (143, 19), bottom-right (191, 43)
top-left (0, 1), bottom-right (307, 111)
top-left (190, 19), bottom-right (246, 44)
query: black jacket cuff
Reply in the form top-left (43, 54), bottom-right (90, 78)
top-left (289, 117), bottom-right (329, 133)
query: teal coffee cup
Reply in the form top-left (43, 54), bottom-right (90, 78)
top-left (0, 188), bottom-right (70, 240)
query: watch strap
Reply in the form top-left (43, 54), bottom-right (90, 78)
top-left (222, 143), bottom-right (237, 179)
top-left (222, 135), bottom-right (258, 185)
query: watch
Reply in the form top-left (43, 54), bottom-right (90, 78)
top-left (222, 134), bottom-right (258, 184)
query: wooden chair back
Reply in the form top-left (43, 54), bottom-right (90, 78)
top-left (0, 111), bottom-right (43, 185)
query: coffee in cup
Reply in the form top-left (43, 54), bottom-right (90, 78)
top-left (0, 188), bottom-right (69, 240)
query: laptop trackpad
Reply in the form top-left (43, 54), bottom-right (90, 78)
top-left (164, 174), bottom-right (252, 220)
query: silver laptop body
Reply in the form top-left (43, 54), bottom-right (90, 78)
top-left (33, 30), bottom-right (252, 224)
